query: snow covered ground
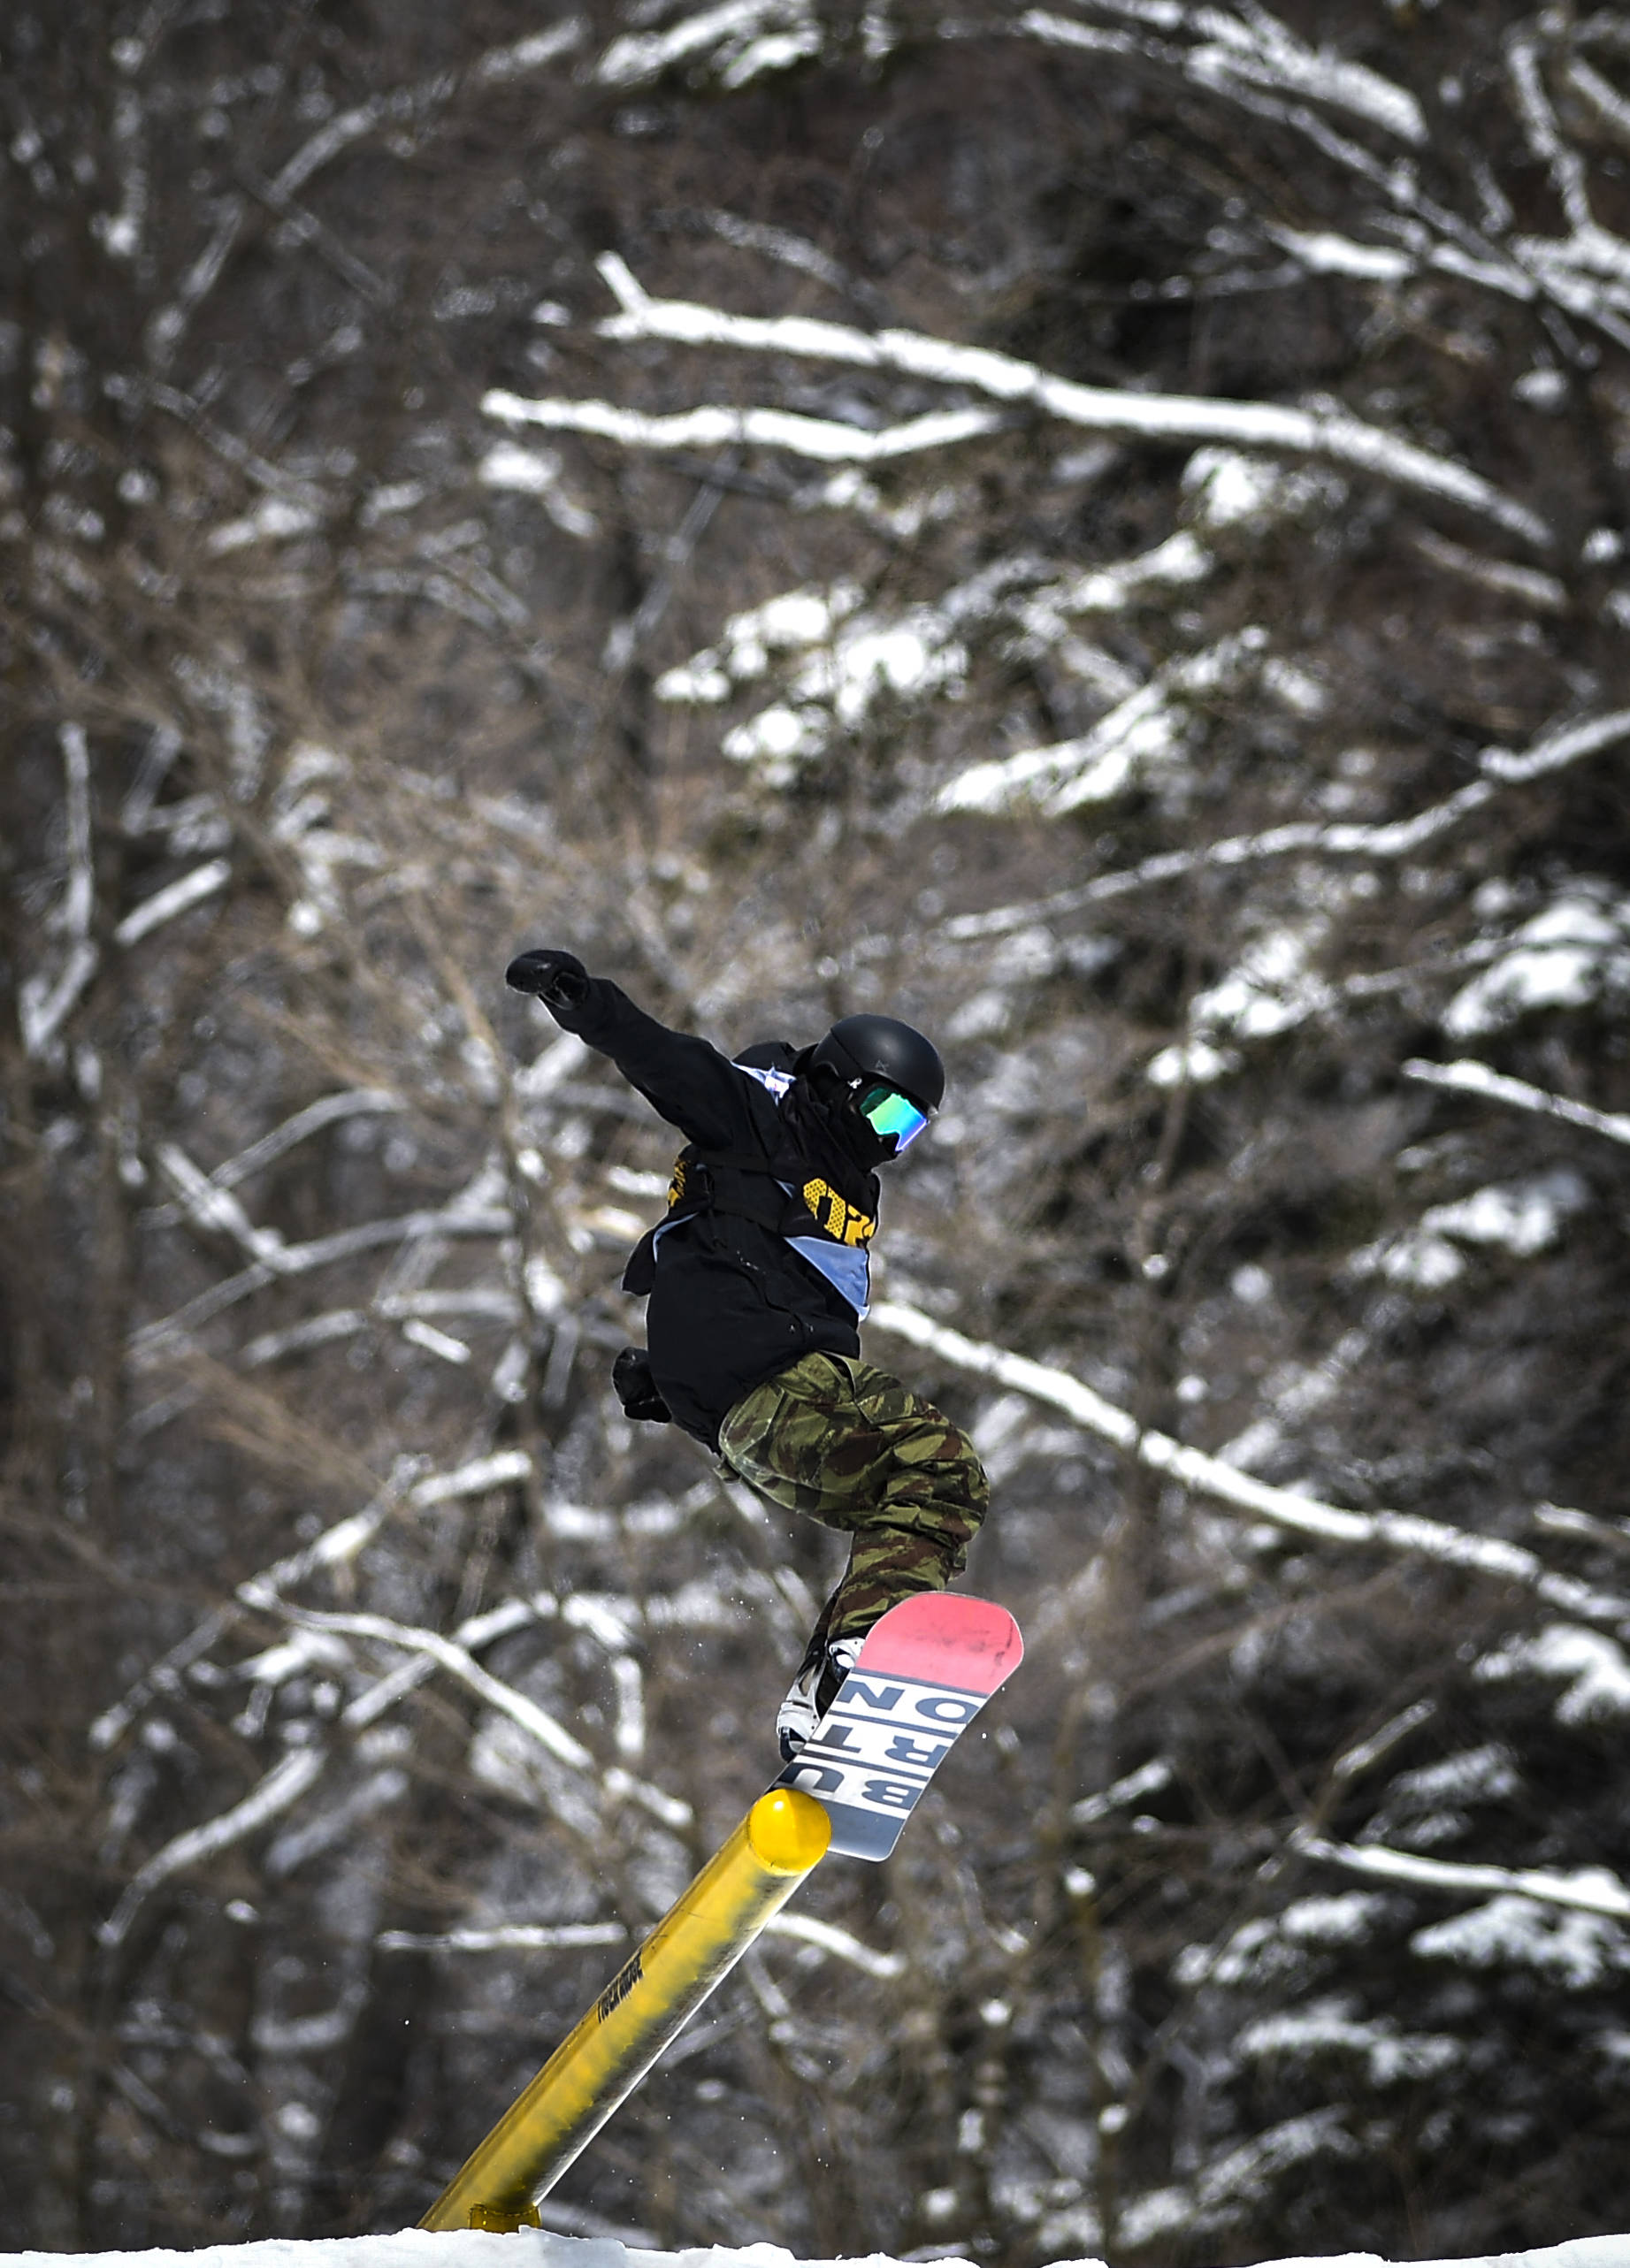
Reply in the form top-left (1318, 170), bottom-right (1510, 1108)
top-left (8, 2229), bottom-right (1630, 2268)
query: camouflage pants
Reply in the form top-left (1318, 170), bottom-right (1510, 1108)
top-left (717, 1350), bottom-right (989, 1656)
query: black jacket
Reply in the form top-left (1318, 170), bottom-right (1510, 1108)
top-left (546, 976), bottom-right (882, 1447)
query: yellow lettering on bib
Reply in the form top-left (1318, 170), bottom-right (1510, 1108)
top-left (802, 1177), bottom-right (875, 1247)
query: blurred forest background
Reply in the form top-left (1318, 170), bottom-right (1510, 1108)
top-left (4, 0), bottom-right (1630, 2259)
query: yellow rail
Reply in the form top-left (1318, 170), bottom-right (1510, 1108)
top-left (419, 1786), bottom-right (831, 2232)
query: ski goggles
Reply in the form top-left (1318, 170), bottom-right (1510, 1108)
top-left (857, 1081), bottom-right (931, 1153)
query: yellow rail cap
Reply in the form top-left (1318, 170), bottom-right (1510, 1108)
top-left (746, 1787), bottom-right (831, 1873)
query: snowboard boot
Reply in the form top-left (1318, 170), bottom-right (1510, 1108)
top-left (776, 1634), bottom-right (860, 1763)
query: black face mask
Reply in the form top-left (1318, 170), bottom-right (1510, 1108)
top-left (782, 1066), bottom-right (892, 1181)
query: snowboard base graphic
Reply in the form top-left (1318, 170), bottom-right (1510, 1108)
top-left (770, 1592), bottom-right (1022, 1859)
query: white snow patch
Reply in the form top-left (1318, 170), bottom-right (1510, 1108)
top-left (656, 657), bottom-right (734, 705)
top-left (1443, 889), bottom-right (1630, 1036)
top-left (360, 481), bottom-right (429, 525)
top-left (114, 858), bottom-right (233, 947)
top-left (1185, 20), bottom-right (1426, 144)
top-left (207, 497), bottom-right (325, 554)
top-left (721, 704), bottom-right (828, 775)
top-left (1375, 1744), bottom-right (1520, 1813)
top-left (676, 584), bottom-right (966, 783)
top-left (1514, 366), bottom-right (1569, 411)
top-left (1070, 1757), bottom-right (1174, 1827)
top-left (485, 388), bottom-right (1003, 467)
top-left (1476, 1624), bottom-right (1630, 1726)
top-left (1412, 1890), bottom-right (1630, 1989)
top-left (1261, 655), bottom-right (1328, 718)
top-left (1147, 1037), bottom-right (1242, 1088)
top-left (939, 630), bottom-right (1266, 819)
top-left (656, 581), bottom-right (863, 705)
top-left (1356, 1743), bottom-right (1519, 1852)
top-left (816, 621), bottom-right (963, 724)
top-left (1424, 1170), bottom-right (1590, 1253)
top-left (804, 468), bottom-right (964, 539)
top-left (1052, 526), bottom-right (1215, 608)
top-left (1350, 1168), bottom-right (1590, 1288)
top-left (940, 687), bottom-right (1182, 814)
top-left (944, 927), bottom-right (1065, 1040)
top-left (237, 1629), bottom-right (354, 1690)
top-left (478, 443), bottom-right (599, 538)
top-left (96, 211), bottom-right (142, 260)
top-left (1174, 1892), bottom-right (1390, 1989)
top-left (12, 2209), bottom-right (1630, 2268)
top-left (1181, 446), bottom-right (1346, 534)
top-left (597, 0), bottom-right (821, 88)
top-left (718, 23), bottom-right (822, 83)
top-left (1149, 919), bottom-right (1337, 1089)
top-left (1190, 925), bottom-right (1333, 1041)
top-left (1120, 2105), bottom-right (1360, 2247)
top-left (1348, 1229), bottom-right (1463, 1291)
top-left (1237, 1995), bottom-right (1460, 2085)
top-left (1273, 227), bottom-right (1416, 280)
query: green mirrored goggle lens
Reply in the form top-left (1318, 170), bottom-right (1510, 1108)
top-left (858, 1083), bottom-right (930, 1151)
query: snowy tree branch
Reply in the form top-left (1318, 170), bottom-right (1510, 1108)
top-left (588, 258), bottom-right (1548, 545)
top-left (146, 1092), bottom-right (403, 1222)
top-left (87, 1455), bottom-right (501, 1754)
top-left (19, 943), bottom-right (99, 1061)
top-left (371, 1910), bottom-right (901, 1976)
top-left (1107, 20), bottom-right (1630, 353)
top-left (1295, 1829), bottom-right (1630, 1924)
top-left (939, 706), bottom-right (1630, 935)
top-left (376, 1921), bottom-right (626, 1953)
top-left (19, 724), bottom-right (98, 1058)
top-left (483, 390), bottom-right (1007, 465)
top-left (942, 784), bottom-right (1497, 913)
top-left (272, 19), bottom-right (586, 202)
top-left (113, 858), bottom-right (233, 948)
top-left (1019, 4), bottom-right (1425, 145)
top-left (866, 1302), bottom-right (1630, 1628)
top-left (1479, 706), bottom-right (1630, 783)
top-left (594, 0), bottom-right (814, 89)
top-left (268, 1601), bottom-right (690, 1829)
top-left (270, 1603), bottom-right (593, 1768)
top-left (1402, 1058), bottom-right (1630, 1152)
top-left (129, 1202), bottom-right (515, 1357)
top-left (98, 1747), bottom-right (326, 1947)
top-left (757, 1913), bottom-right (906, 1977)
top-left (155, 1142), bottom-right (293, 1271)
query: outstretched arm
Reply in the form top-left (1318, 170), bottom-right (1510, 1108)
top-left (506, 948), bottom-right (753, 1150)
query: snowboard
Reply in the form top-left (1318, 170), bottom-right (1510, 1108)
top-left (770, 1592), bottom-right (1023, 1860)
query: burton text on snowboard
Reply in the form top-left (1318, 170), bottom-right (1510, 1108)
top-left (771, 1592), bottom-right (1022, 1859)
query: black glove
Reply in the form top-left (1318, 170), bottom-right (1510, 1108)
top-left (612, 1347), bottom-right (671, 1424)
top-left (506, 947), bottom-right (590, 1009)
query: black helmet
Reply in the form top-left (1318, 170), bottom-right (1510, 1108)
top-left (808, 1013), bottom-right (945, 1113)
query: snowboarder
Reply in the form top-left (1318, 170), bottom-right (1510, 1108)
top-left (504, 947), bottom-right (990, 1760)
